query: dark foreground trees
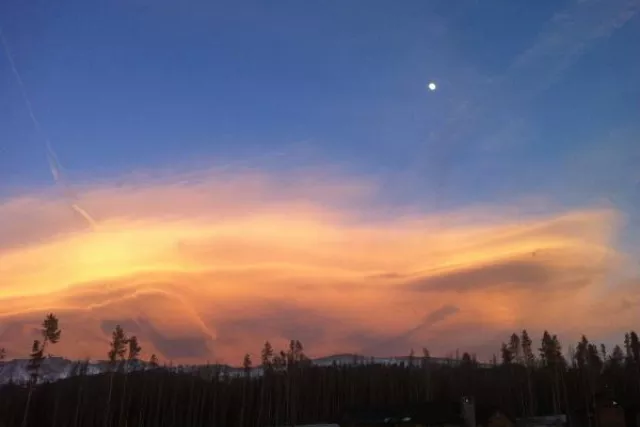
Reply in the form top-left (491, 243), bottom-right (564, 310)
top-left (0, 320), bottom-right (638, 427)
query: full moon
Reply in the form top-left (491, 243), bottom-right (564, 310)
top-left (428, 82), bottom-right (437, 91)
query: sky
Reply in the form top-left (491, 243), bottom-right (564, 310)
top-left (1, 0), bottom-right (639, 365)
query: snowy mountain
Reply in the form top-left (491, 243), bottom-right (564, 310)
top-left (0, 357), bottom-right (107, 385)
top-left (0, 354), bottom-right (488, 386)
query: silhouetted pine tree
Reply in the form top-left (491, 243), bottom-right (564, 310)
top-left (105, 325), bottom-right (127, 427)
top-left (22, 313), bottom-right (61, 427)
top-left (521, 329), bottom-right (536, 416)
top-left (117, 335), bottom-right (141, 426)
top-left (261, 341), bottom-right (273, 369)
top-left (501, 343), bottom-right (513, 364)
top-left (509, 333), bottom-right (521, 364)
top-left (243, 353), bottom-right (252, 376)
top-left (148, 353), bottom-right (159, 369)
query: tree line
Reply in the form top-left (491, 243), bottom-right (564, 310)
top-left (0, 313), bottom-right (638, 427)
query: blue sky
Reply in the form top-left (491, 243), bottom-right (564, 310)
top-left (1, 0), bottom-right (639, 233)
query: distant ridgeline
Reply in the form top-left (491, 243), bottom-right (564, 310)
top-left (0, 354), bottom-right (491, 385)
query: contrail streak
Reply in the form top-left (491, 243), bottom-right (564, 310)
top-left (1, 25), bottom-right (97, 229)
top-left (71, 204), bottom-right (98, 228)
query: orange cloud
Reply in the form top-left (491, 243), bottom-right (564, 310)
top-left (0, 166), bottom-right (633, 364)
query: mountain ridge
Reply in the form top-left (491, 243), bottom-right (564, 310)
top-left (0, 353), bottom-right (484, 385)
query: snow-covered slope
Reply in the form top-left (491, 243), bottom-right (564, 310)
top-left (0, 357), bottom-right (108, 385)
top-left (0, 354), bottom-right (488, 386)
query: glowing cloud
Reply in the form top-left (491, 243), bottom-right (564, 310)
top-left (0, 165), bottom-right (631, 364)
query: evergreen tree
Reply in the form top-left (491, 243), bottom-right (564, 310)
top-left (22, 313), bottom-right (61, 427)
top-left (42, 313), bottom-right (62, 352)
top-left (243, 353), bottom-right (252, 376)
top-left (421, 347), bottom-right (431, 368)
top-left (27, 339), bottom-right (44, 384)
top-left (521, 329), bottom-right (535, 367)
top-left (501, 343), bottom-right (513, 364)
top-left (149, 353), bottom-right (159, 368)
top-left (624, 332), bottom-right (631, 359)
top-left (261, 341), bottom-right (274, 368)
top-left (600, 343), bottom-right (607, 361)
top-left (105, 324), bottom-right (128, 427)
top-left (119, 334), bottom-right (141, 427)
top-left (286, 341), bottom-right (295, 366)
top-left (273, 351), bottom-right (286, 371)
top-left (575, 335), bottom-right (602, 424)
top-left (0, 347), bottom-right (5, 361)
top-left (575, 335), bottom-right (589, 370)
top-left (539, 331), bottom-right (564, 368)
top-left (539, 331), bottom-right (565, 414)
top-left (285, 339), bottom-right (307, 367)
top-left (610, 345), bottom-right (624, 366)
top-left (508, 333), bottom-right (521, 363)
top-left (629, 331), bottom-right (640, 363)
top-left (294, 339), bottom-right (305, 363)
top-left (26, 313), bottom-right (62, 384)
top-left (586, 342), bottom-right (602, 371)
top-left (22, 339), bottom-right (44, 427)
top-left (461, 352), bottom-right (473, 365)
top-left (127, 336), bottom-right (142, 362)
top-left (629, 331), bottom-right (640, 408)
top-left (108, 325), bottom-right (128, 368)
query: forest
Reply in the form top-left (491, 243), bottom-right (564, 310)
top-left (0, 313), bottom-right (639, 427)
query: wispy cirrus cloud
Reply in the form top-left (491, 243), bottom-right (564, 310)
top-left (0, 165), bottom-right (632, 364)
top-left (420, 0), bottom-right (640, 184)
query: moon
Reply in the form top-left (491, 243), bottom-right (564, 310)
top-left (428, 82), bottom-right (437, 91)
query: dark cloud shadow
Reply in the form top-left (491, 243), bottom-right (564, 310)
top-left (135, 317), bottom-right (211, 360)
top-left (403, 258), bottom-right (593, 292)
top-left (215, 302), bottom-right (335, 349)
top-left (358, 304), bottom-right (461, 356)
top-left (0, 320), bottom-right (37, 344)
top-left (423, 305), bottom-right (460, 324)
top-left (100, 317), bottom-right (210, 361)
top-left (89, 289), bottom-right (213, 361)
